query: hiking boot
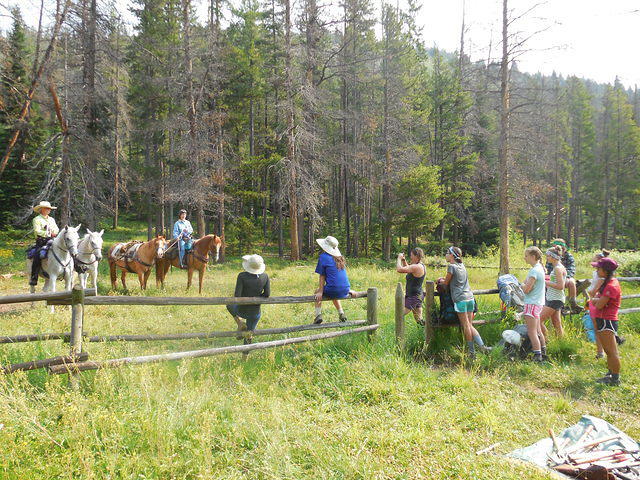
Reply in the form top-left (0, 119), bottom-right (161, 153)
top-left (616, 335), bottom-right (626, 346)
top-left (596, 374), bottom-right (620, 386)
top-left (338, 312), bottom-right (348, 323)
top-left (313, 314), bottom-right (323, 325)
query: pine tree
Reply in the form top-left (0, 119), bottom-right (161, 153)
top-left (0, 8), bottom-right (48, 226)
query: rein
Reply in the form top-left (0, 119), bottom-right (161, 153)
top-left (50, 238), bottom-right (72, 269)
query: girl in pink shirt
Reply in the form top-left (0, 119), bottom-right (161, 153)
top-left (589, 257), bottom-right (622, 386)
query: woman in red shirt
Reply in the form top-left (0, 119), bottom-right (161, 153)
top-left (589, 257), bottom-right (622, 386)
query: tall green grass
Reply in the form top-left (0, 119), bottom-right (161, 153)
top-left (0, 228), bottom-right (639, 479)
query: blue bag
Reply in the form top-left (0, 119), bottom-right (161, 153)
top-left (582, 312), bottom-right (596, 343)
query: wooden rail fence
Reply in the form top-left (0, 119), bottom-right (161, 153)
top-left (395, 276), bottom-right (640, 351)
top-left (0, 287), bottom-right (379, 379)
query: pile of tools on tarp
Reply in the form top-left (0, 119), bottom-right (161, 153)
top-left (509, 416), bottom-right (640, 480)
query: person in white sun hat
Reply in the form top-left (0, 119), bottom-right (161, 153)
top-left (30, 201), bottom-right (60, 286)
top-left (313, 236), bottom-right (355, 324)
top-left (227, 254), bottom-right (270, 338)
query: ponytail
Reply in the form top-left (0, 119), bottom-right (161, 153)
top-left (333, 255), bottom-right (346, 270)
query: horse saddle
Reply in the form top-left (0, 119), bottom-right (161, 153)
top-left (26, 239), bottom-right (53, 260)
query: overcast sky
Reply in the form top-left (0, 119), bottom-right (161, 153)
top-left (4, 0), bottom-right (640, 88)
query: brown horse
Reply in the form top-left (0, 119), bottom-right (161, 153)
top-left (155, 234), bottom-right (222, 293)
top-left (108, 236), bottom-right (167, 290)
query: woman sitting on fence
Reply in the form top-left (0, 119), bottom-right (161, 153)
top-left (521, 246), bottom-right (546, 362)
top-left (540, 245), bottom-right (567, 338)
top-left (589, 257), bottom-right (622, 386)
top-left (442, 246), bottom-right (489, 359)
top-left (227, 254), bottom-right (270, 339)
top-left (313, 236), bottom-right (354, 325)
top-left (396, 248), bottom-right (426, 325)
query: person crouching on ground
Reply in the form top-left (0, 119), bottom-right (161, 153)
top-left (313, 236), bottom-right (355, 324)
top-left (227, 254), bottom-right (270, 340)
top-left (546, 238), bottom-right (580, 313)
top-left (396, 248), bottom-right (426, 325)
top-left (589, 257), bottom-right (622, 386)
top-left (442, 246), bottom-right (489, 359)
top-left (521, 246), bottom-right (546, 362)
top-left (540, 245), bottom-right (567, 338)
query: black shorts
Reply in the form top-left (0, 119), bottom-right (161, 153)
top-left (595, 318), bottom-right (618, 333)
top-left (545, 300), bottom-right (564, 311)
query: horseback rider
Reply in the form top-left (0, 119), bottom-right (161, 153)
top-left (172, 209), bottom-right (193, 268)
top-left (30, 201), bottom-right (60, 286)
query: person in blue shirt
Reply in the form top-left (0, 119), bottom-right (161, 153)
top-left (313, 236), bottom-right (354, 324)
top-left (172, 209), bottom-right (194, 268)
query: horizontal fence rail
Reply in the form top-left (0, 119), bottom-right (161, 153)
top-left (0, 288), bottom-right (95, 305)
top-left (0, 332), bottom-right (70, 344)
top-left (48, 291), bottom-right (368, 306)
top-left (49, 325), bottom-right (379, 374)
top-left (82, 320), bottom-right (368, 343)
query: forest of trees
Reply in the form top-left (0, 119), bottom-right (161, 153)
top-left (1, 0), bottom-right (639, 270)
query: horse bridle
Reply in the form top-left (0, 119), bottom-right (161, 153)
top-left (75, 239), bottom-right (102, 266)
top-left (50, 232), bottom-right (76, 269)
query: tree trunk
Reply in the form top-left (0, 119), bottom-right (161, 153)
top-left (284, 0), bottom-right (299, 261)
top-left (498, 0), bottom-right (510, 274)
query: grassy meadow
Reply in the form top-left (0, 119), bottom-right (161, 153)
top-left (0, 223), bottom-right (639, 479)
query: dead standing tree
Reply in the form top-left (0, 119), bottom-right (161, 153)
top-left (0, 0), bottom-right (72, 180)
top-left (498, 0), bottom-right (552, 273)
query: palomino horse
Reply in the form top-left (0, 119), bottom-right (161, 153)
top-left (108, 236), bottom-right (167, 290)
top-left (156, 234), bottom-right (222, 293)
top-left (76, 229), bottom-right (104, 295)
top-left (26, 225), bottom-right (81, 312)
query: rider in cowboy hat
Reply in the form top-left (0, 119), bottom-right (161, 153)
top-left (172, 209), bottom-right (194, 268)
top-left (30, 201), bottom-right (60, 286)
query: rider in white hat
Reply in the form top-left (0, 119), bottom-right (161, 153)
top-left (313, 236), bottom-right (354, 324)
top-left (30, 201), bottom-right (60, 286)
top-left (227, 254), bottom-right (270, 339)
top-left (32, 201), bottom-right (59, 241)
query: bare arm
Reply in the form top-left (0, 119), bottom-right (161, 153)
top-left (442, 272), bottom-right (453, 286)
top-left (592, 295), bottom-right (610, 310)
top-left (522, 275), bottom-right (536, 294)
top-left (545, 265), bottom-right (565, 290)
top-left (315, 275), bottom-right (326, 301)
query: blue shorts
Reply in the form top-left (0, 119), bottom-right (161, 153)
top-left (454, 300), bottom-right (475, 313)
top-left (323, 288), bottom-right (350, 300)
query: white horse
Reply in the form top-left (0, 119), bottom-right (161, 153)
top-left (26, 225), bottom-right (81, 311)
top-left (76, 228), bottom-right (104, 295)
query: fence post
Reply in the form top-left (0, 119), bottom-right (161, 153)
top-left (395, 282), bottom-right (405, 351)
top-left (69, 284), bottom-right (85, 389)
top-left (423, 281), bottom-right (435, 350)
top-left (366, 287), bottom-right (378, 340)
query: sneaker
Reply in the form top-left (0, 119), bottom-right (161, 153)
top-left (596, 374), bottom-right (620, 386)
top-left (616, 335), bottom-right (626, 346)
top-left (338, 312), bottom-right (348, 323)
top-left (313, 314), bottom-right (323, 325)
top-left (595, 352), bottom-right (604, 359)
top-left (478, 345), bottom-right (492, 354)
top-left (533, 353), bottom-right (544, 363)
top-left (467, 350), bottom-right (477, 360)
top-left (415, 317), bottom-right (425, 326)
